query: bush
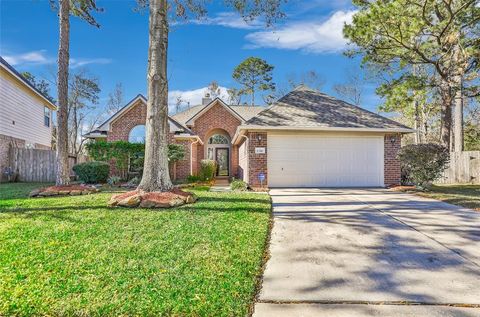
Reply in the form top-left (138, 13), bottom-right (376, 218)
top-left (86, 141), bottom-right (186, 180)
top-left (187, 174), bottom-right (201, 183)
top-left (73, 161), bottom-right (110, 184)
top-left (107, 175), bottom-right (121, 186)
top-left (86, 141), bottom-right (144, 180)
top-left (126, 176), bottom-right (140, 187)
top-left (397, 143), bottom-right (450, 188)
top-left (199, 160), bottom-right (216, 181)
top-left (231, 179), bottom-right (248, 191)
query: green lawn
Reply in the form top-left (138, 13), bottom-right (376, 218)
top-left (415, 184), bottom-right (480, 211)
top-left (0, 183), bottom-right (271, 316)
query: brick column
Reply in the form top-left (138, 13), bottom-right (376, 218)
top-left (248, 132), bottom-right (268, 187)
top-left (384, 133), bottom-right (401, 186)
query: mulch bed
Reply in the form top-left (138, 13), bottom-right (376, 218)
top-left (108, 188), bottom-right (197, 209)
top-left (388, 185), bottom-right (416, 192)
top-left (30, 185), bottom-right (99, 198)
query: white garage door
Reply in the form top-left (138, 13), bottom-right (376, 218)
top-left (268, 133), bottom-right (384, 187)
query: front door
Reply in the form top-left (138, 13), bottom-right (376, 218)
top-left (215, 148), bottom-right (229, 176)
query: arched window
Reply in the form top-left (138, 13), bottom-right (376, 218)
top-left (208, 134), bottom-right (229, 144)
top-left (128, 125), bottom-right (146, 143)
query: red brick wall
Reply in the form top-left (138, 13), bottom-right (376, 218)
top-left (106, 100), bottom-right (192, 180)
top-left (247, 132), bottom-right (268, 187)
top-left (384, 133), bottom-right (401, 186)
top-left (108, 100), bottom-right (146, 142)
top-left (172, 139), bottom-right (191, 180)
top-left (191, 102), bottom-right (242, 177)
top-left (105, 100), bottom-right (244, 180)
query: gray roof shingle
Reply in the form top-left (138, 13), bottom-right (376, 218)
top-left (244, 86), bottom-right (411, 130)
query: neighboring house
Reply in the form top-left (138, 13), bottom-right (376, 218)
top-left (85, 86), bottom-right (412, 187)
top-left (0, 56), bottom-right (57, 181)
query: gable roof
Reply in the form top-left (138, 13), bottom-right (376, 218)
top-left (84, 94), bottom-right (193, 138)
top-left (172, 101), bottom-right (264, 126)
top-left (184, 98), bottom-right (244, 125)
top-left (244, 86), bottom-right (412, 131)
top-left (0, 56), bottom-right (57, 110)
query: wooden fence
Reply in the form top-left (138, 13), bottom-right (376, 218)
top-left (438, 151), bottom-right (480, 184)
top-left (7, 148), bottom-right (88, 182)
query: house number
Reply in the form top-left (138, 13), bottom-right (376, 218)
top-left (255, 147), bottom-right (266, 154)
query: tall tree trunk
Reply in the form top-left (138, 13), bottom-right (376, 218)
top-left (453, 81), bottom-right (464, 152)
top-left (413, 97), bottom-right (420, 144)
top-left (452, 42), bottom-right (464, 152)
top-left (439, 80), bottom-right (453, 149)
top-left (450, 34), bottom-right (465, 152)
top-left (56, 0), bottom-right (71, 186)
top-left (137, 0), bottom-right (173, 192)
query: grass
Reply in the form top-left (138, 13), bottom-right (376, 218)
top-left (414, 184), bottom-right (480, 211)
top-left (0, 183), bottom-right (271, 316)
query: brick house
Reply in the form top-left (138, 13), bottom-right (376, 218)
top-left (85, 86), bottom-right (412, 187)
top-left (0, 56), bottom-right (56, 182)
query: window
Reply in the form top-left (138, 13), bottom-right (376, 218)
top-left (207, 148), bottom-right (214, 160)
top-left (208, 134), bottom-right (229, 144)
top-left (44, 107), bottom-right (50, 127)
top-left (128, 125), bottom-right (146, 143)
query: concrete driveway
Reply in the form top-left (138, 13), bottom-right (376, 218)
top-left (254, 188), bottom-right (480, 317)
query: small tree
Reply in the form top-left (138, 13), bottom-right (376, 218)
top-left (106, 82), bottom-right (124, 115)
top-left (68, 70), bottom-right (101, 155)
top-left (167, 144), bottom-right (185, 180)
top-left (397, 144), bottom-right (450, 189)
top-left (232, 57), bottom-right (275, 106)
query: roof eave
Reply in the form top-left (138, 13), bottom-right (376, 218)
top-left (185, 98), bottom-right (244, 125)
top-left (232, 125), bottom-right (414, 144)
top-left (173, 134), bottom-right (204, 145)
top-left (0, 58), bottom-right (57, 110)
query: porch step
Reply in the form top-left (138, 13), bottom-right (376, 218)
top-left (214, 178), bottom-right (230, 186)
top-left (210, 178), bottom-right (231, 192)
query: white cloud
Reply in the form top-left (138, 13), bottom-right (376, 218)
top-left (168, 86), bottom-right (229, 112)
top-left (2, 50), bottom-right (112, 68)
top-left (245, 10), bottom-right (356, 53)
top-left (179, 12), bottom-right (262, 30)
top-left (70, 58), bottom-right (112, 68)
top-left (3, 50), bottom-right (52, 65)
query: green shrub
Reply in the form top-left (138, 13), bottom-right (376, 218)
top-left (397, 143), bottom-right (450, 188)
top-left (107, 175), bottom-right (121, 186)
top-left (187, 174), bottom-right (201, 183)
top-left (126, 176), bottom-right (140, 187)
top-left (231, 179), bottom-right (248, 191)
top-left (86, 141), bottom-right (186, 180)
top-left (199, 160), bottom-right (216, 181)
top-left (73, 161), bottom-right (110, 184)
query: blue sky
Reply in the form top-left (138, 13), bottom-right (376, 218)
top-left (0, 0), bottom-right (382, 113)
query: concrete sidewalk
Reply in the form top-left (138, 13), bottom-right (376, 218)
top-left (253, 188), bottom-right (480, 317)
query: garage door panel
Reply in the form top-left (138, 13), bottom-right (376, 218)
top-left (268, 134), bottom-right (384, 187)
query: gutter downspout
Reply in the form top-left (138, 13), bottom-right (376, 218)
top-left (239, 134), bottom-right (249, 183)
